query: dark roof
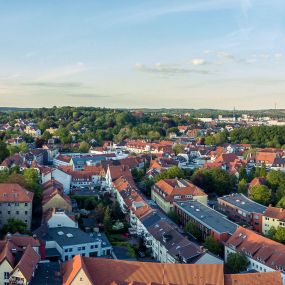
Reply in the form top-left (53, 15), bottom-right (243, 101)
top-left (218, 193), bottom-right (267, 214)
top-left (30, 261), bottom-right (62, 285)
top-left (175, 201), bottom-right (238, 235)
top-left (44, 227), bottom-right (111, 248)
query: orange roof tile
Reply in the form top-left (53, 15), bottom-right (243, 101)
top-left (264, 206), bottom-right (285, 220)
top-left (226, 227), bottom-right (285, 271)
top-left (0, 183), bottom-right (33, 203)
top-left (224, 272), bottom-right (282, 285)
top-left (62, 256), bottom-right (225, 285)
top-left (11, 244), bottom-right (40, 282)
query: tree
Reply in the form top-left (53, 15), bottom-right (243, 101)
top-left (238, 165), bottom-right (247, 181)
top-left (23, 168), bottom-right (42, 200)
top-left (276, 184), bottom-right (285, 202)
top-left (248, 167), bottom-right (256, 182)
top-left (184, 221), bottom-right (202, 240)
top-left (238, 179), bottom-right (248, 195)
top-left (103, 207), bottom-right (112, 234)
top-left (249, 185), bottom-right (271, 205)
top-left (277, 197), bottom-right (285, 208)
top-left (2, 218), bottom-right (27, 234)
top-left (204, 135), bottom-right (215, 146)
top-left (18, 142), bottom-right (28, 153)
top-left (267, 170), bottom-right (285, 191)
top-left (267, 226), bottom-right (285, 244)
top-left (0, 141), bottom-right (9, 163)
top-left (0, 170), bottom-right (9, 182)
top-left (191, 167), bottom-right (236, 196)
top-left (226, 252), bottom-right (249, 273)
top-left (173, 144), bottom-right (185, 155)
top-left (155, 166), bottom-right (185, 182)
top-left (272, 227), bottom-right (285, 244)
top-left (204, 236), bottom-right (222, 255)
top-left (95, 203), bottom-right (105, 223)
top-left (111, 201), bottom-right (122, 219)
top-left (79, 141), bottom-right (90, 153)
top-left (42, 130), bottom-right (52, 141)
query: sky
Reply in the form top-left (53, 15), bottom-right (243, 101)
top-left (0, 0), bottom-right (285, 109)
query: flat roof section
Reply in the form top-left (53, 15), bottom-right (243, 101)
top-left (218, 193), bottom-right (267, 214)
top-left (175, 200), bottom-right (238, 235)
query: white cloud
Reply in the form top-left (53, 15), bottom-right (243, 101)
top-left (134, 62), bottom-right (209, 76)
top-left (190, 59), bottom-right (206, 66)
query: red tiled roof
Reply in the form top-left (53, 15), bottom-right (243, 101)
top-left (62, 256), bottom-right (224, 285)
top-left (0, 240), bottom-right (16, 267)
top-left (11, 244), bottom-right (40, 282)
top-left (56, 155), bottom-right (72, 163)
top-left (225, 227), bottom-right (285, 271)
top-left (5, 234), bottom-right (40, 248)
top-left (0, 183), bottom-right (33, 203)
top-left (153, 178), bottom-right (206, 202)
top-left (224, 272), bottom-right (282, 285)
top-left (264, 206), bottom-right (285, 220)
top-left (255, 152), bottom-right (276, 164)
top-left (249, 177), bottom-right (266, 189)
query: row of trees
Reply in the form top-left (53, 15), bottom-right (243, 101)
top-left (230, 126), bottom-right (285, 148)
top-left (0, 107), bottom-right (198, 146)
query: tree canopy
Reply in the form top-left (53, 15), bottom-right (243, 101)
top-left (249, 185), bottom-right (271, 205)
top-left (226, 252), bottom-right (249, 273)
top-left (191, 167), bottom-right (236, 196)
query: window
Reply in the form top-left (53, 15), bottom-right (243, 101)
top-left (8, 203), bottom-right (11, 207)
top-left (16, 211), bottom-right (19, 215)
top-left (25, 211), bottom-right (28, 215)
top-left (4, 272), bottom-right (9, 279)
top-left (15, 202), bottom-right (19, 206)
top-left (68, 248), bottom-right (72, 252)
top-left (25, 203), bottom-right (28, 206)
top-left (8, 211), bottom-right (10, 215)
top-left (78, 247), bottom-right (81, 251)
top-left (82, 246), bottom-right (85, 250)
top-left (64, 249), bottom-right (68, 253)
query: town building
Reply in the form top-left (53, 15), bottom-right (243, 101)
top-left (0, 184), bottom-right (34, 229)
top-left (61, 255), bottom-right (282, 285)
top-left (34, 226), bottom-right (112, 262)
top-left (225, 227), bottom-right (285, 285)
top-left (218, 193), bottom-right (266, 232)
top-left (262, 206), bottom-right (285, 235)
top-left (0, 235), bottom-right (40, 285)
top-left (151, 178), bottom-right (207, 213)
top-left (175, 200), bottom-right (238, 242)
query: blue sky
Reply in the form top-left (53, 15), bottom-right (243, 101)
top-left (0, 0), bottom-right (285, 109)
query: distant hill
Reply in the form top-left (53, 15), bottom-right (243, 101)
top-left (0, 107), bottom-right (34, 112)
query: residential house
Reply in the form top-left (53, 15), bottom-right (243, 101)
top-left (42, 208), bottom-right (77, 229)
top-left (9, 245), bottom-right (40, 285)
top-left (225, 227), bottom-right (285, 285)
top-left (175, 200), bottom-right (238, 242)
top-left (0, 184), bottom-right (33, 229)
top-left (34, 226), bottom-right (112, 262)
top-left (151, 178), bottom-right (208, 213)
top-left (218, 193), bottom-right (267, 232)
top-left (42, 187), bottom-right (72, 213)
top-left (61, 255), bottom-right (282, 285)
top-left (262, 206), bottom-right (285, 235)
top-left (0, 236), bottom-right (40, 285)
